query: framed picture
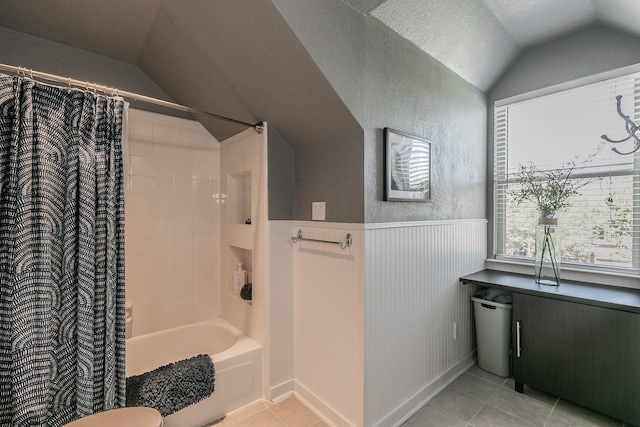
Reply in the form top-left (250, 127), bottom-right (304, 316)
top-left (384, 128), bottom-right (431, 202)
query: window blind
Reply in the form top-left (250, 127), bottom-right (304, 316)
top-left (494, 73), bottom-right (640, 271)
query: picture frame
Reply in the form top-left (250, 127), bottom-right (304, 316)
top-left (383, 128), bottom-right (431, 202)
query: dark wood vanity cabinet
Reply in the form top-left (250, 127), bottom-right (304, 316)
top-left (512, 293), bottom-right (640, 426)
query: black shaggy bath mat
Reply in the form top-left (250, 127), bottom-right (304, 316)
top-left (126, 354), bottom-right (215, 417)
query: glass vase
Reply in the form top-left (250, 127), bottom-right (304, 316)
top-left (535, 217), bottom-right (560, 285)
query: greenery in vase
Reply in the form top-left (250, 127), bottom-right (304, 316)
top-left (511, 161), bottom-right (586, 218)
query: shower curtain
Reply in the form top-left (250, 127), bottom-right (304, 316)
top-left (0, 74), bottom-right (126, 426)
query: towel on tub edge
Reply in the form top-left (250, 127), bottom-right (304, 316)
top-left (126, 353), bottom-right (215, 417)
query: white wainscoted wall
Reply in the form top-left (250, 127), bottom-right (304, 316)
top-left (364, 220), bottom-right (487, 427)
top-left (266, 223), bottom-right (295, 401)
top-left (274, 219), bottom-right (486, 427)
top-left (291, 222), bottom-right (365, 427)
top-left (125, 109), bottom-right (221, 336)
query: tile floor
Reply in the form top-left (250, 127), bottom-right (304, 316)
top-left (204, 396), bottom-right (328, 427)
top-left (402, 364), bottom-right (625, 427)
top-left (204, 364), bottom-right (626, 427)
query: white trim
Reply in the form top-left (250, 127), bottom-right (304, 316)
top-left (294, 380), bottom-right (356, 427)
top-left (365, 218), bottom-right (488, 230)
top-left (369, 352), bottom-right (477, 427)
top-left (495, 62), bottom-right (640, 107)
top-left (268, 219), bottom-right (487, 231)
top-left (269, 219), bottom-right (365, 232)
top-left (268, 379), bottom-right (294, 403)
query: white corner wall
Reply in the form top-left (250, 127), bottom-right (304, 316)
top-left (125, 109), bottom-right (221, 336)
top-left (292, 222), bottom-right (365, 427)
top-left (220, 127), bottom-right (268, 350)
top-left (364, 220), bottom-right (487, 426)
top-left (266, 222), bottom-right (295, 401)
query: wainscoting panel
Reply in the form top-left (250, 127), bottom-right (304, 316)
top-left (364, 220), bottom-right (487, 427)
top-left (267, 222), bottom-right (295, 400)
top-left (292, 222), bottom-right (364, 427)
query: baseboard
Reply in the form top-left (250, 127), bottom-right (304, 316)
top-left (269, 379), bottom-right (294, 403)
top-left (371, 352), bottom-right (477, 427)
top-left (294, 380), bottom-right (356, 427)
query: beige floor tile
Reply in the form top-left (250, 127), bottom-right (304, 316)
top-left (233, 408), bottom-right (287, 427)
top-left (450, 372), bottom-right (501, 402)
top-left (487, 387), bottom-right (553, 426)
top-left (215, 400), bottom-right (270, 425)
top-left (470, 404), bottom-right (537, 427)
top-left (429, 387), bottom-right (484, 422)
top-left (270, 396), bottom-right (321, 427)
top-left (402, 404), bottom-right (467, 427)
top-left (465, 364), bottom-right (509, 386)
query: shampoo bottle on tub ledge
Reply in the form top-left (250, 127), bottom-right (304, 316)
top-left (233, 263), bottom-right (247, 295)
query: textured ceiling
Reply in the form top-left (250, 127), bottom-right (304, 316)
top-left (344, 0), bottom-right (640, 90)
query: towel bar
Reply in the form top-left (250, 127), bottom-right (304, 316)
top-left (290, 229), bottom-right (352, 249)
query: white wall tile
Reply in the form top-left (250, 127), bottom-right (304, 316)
top-left (153, 177), bottom-right (174, 197)
top-left (130, 155), bottom-right (153, 176)
top-left (153, 157), bottom-right (174, 178)
top-left (174, 179), bottom-right (193, 198)
top-left (174, 215), bottom-right (193, 234)
top-left (174, 197), bottom-right (194, 216)
top-left (153, 197), bottom-right (174, 216)
top-left (130, 176), bottom-right (153, 196)
top-left (129, 196), bottom-right (153, 216)
top-left (152, 215), bottom-right (174, 235)
top-left (129, 137), bottom-right (153, 157)
top-left (193, 180), bottom-right (211, 199)
top-left (192, 162), bottom-right (212, 180)
top-left (152, 120), bottom-right (173, 142)
top-left (174, 234), bottom-right (193, 253)
top-left (153, 140), bottom-right (174, 159)
top-left (127, 215), bottom-right (153, 236)
top-left (125, 109), bottom-right (221, 336)
top-left (127, 235), bottom-right (154, 256)
top-left (174, 160), bottom-right (193, 179)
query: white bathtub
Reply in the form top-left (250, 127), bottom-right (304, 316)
top-left (126, 318), bottom-right (263, 427)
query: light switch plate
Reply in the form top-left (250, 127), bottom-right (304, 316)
top-left (312, 202), bottom-right (326, 221)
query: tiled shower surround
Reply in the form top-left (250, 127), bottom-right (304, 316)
top-left (125, 109), bottom-right (221, 336)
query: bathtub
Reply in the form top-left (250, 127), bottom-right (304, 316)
top-left (126, 318), bottom-right (263, 427)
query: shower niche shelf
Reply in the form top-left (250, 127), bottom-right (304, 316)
top-left (227, 171), bottom-right (252, 225)
top-left (228, 245), bottom-right (252, 305)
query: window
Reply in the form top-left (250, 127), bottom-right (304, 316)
top-left (494, 72), bottom-right (640, 273)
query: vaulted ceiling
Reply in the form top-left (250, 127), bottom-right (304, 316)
top-left (0, 0), bottom-right (362, 145)
top-left (0, 0), bottom-right (639, 143)
top-left (342, 0), bottom-right (640, 90)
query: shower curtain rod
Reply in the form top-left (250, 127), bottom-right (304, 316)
top-left (0, 63), bottom-right (264, 134)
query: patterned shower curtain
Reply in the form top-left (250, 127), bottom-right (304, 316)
top-left (0, 74), bottom-right (126, 426)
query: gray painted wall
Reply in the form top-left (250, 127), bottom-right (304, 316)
top-left (486, 24), bottom-right (640, 257)
top-left (267, 125), bottom-right (295, 220)
top-left (273, 0), bottom-right (487, 223)
top-left (293, 130), bottom-right (365, 222)
top-left (0, 25), bottom-right (365, 222)
top-left (0, 27), bottom-right (187, 119)
top-left (362, 19), bottom-right (487, 223)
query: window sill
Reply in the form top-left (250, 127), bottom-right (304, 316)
top-left (486, 258), bottom-right (640, 290)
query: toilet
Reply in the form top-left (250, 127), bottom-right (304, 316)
top-left (64, 407), bottom-right (163, 427)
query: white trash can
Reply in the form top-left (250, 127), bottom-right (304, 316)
top-left (471, 296), bottom-right (512, 377)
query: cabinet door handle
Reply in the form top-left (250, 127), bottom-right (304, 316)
top-left (516, 321), bottom-right (522, 358)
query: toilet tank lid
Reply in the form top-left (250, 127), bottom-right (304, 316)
top-left (64, 407), bottom-right (163, 427)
